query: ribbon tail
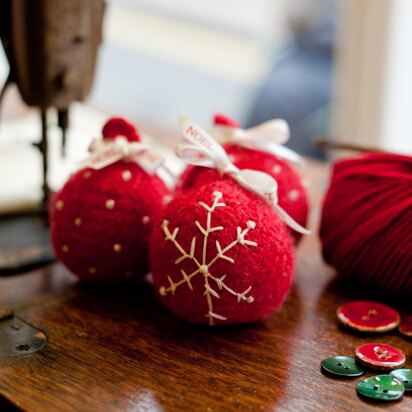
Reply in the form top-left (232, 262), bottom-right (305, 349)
top-left (233, 168), bottom-right (310, 235)
top-left (77, 158), bottom-right (89, 169)
top-left (176, 143), bottom-right (218, 169)
top-left (133, 152), bottom-right (165, 175)
top-left (77, 151), bottom-right (123, 170)
top-left (273, 204), bottom-right (311, 235)
top-left (263, 143), bottom-right (305, 166)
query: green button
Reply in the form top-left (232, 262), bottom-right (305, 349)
top-left (390, 369), bottom-right (412, 391)
top-left (357, 375), bottom-right (404, 401)
top-left (321, 356), bottom-right (364, 377)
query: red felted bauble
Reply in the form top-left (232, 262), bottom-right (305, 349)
top-left (177, 145), bottom-right (309, 244)
top-left (51, 119), bottom-right (170, 281)
top-left (150, 179), bottom-right (294, 325)
top-left (320, 152), bottom-right (412, 295)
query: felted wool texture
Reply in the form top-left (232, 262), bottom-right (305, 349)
top-left (102, 117), bottom-right (140, 142)
top-left (177, 144), bottom-right (309, 244)
top-left (214, 113), bottom-right (240, 128)
top-left (320, 152), bottom-right (412, 295)
top-left (150, 179), bottom-right (294, 325)
top-left (51, 161), bottom-right (170, 281)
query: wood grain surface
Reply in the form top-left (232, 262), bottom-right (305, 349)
top-left (0, 162), bottom-right (410, 412)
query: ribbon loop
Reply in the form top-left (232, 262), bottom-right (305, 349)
top-left (180, 116), bottom-right (237, 176)
top-left (243, 119), bottom-right (290, 144)
top-left (178, 117), bottom-right (310, 235)
top-left (208, 118), bottom-right (304, 166)
top-left (78, 136), bottom-right (164, 175)
top-left (175, 143), bottom-right (217, 169)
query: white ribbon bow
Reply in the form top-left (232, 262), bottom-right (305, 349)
top-left (78, 136), bottom-right (164, 175)
top-left (178, 116), bottom-right (310, 235)
top-left (208, 119), bottom-right (304, 166)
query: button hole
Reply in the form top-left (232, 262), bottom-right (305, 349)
top-left (336, 362), bottom-right (343, 366)
top-left (344, 366), bottom-right (350, 369)
top-left (15, 344), bottom-right (31, 352)
top-left (382, 389), bottom-right (388, 393)
top-left (373, 385), bottom-right (379, 390)
top-left (73, 35), bottom-right (85, 44)
top-left (404, 380), bottom-right (409, 384)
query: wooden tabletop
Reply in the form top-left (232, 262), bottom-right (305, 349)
top-left (0, 161), bottom-right (410, 412)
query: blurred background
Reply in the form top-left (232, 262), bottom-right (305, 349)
top-left (0, 0), bottom-right (412, 211)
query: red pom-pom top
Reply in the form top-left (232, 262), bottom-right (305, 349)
top-left (213, 113), bottom-right (241, 128)
top-left (102, 117), bottom-right (141, 142)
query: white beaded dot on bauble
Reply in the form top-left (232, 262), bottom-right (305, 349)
top-left (105, 199), bottom-right (115, 209)
top-left (288, 189), bottom-right (300, 201)
top-left (272, 165), bottom-right (282, 174)
top-left (122, 170), bottom-right (132, 181)
top-left (56, 200), bottom-right (64, 210)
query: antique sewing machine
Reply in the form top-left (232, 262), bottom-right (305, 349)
top-left (0, 0), bottom-right (105, 274)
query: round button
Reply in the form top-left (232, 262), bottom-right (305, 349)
top-left (357, 375), bottom-right (404, 401)
top-left (337, 301), bottom-right (400, 333)
top-left (321, 356), bottom-right (365, 377)
top-left (390, 369), bottom-right (412, 391)
top-left (355, 343), bottom-right (406, 371)
top-left (399, 316), bottom-right (412, 338)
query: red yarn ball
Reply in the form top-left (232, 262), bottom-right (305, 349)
top-left (150, 179), bottom-right (294, 325)
top-left (177, 144), bottom-right (309, 244)
top-left (320, 152), bottom-right (412, 295)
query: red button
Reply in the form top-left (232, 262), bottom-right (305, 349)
top-left (355, 343), bottom-right (406, 371)
top-left (399, 316), bottom-right (412, 338)
top-left (337, 301), bottom-right (400, 333)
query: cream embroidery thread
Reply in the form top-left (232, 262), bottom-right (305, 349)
top-left (159, 191), bottom-right (257, 325)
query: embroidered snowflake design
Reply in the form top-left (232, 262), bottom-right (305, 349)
top-left (159, 191), bottom-right (258, 325)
